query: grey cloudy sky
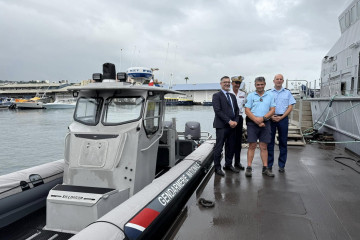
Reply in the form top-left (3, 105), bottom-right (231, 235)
top-left (0, 0), bottom-right (354, 89)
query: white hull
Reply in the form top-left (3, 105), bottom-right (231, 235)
top-left (16, 101), bottom-right (44, 109)
top-left (44, 103), bottom-right (76, 109)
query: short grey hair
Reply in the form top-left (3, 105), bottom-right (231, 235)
top-left (254, 76), bottom-right (265, 83)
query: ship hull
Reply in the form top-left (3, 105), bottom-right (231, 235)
top-left (309, 97), bottom-right (360, 155)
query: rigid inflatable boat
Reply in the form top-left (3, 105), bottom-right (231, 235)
top-left (1, 63), bottom-right (214, 240)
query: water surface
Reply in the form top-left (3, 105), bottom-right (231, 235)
top-left (0, 106), bottom-right (215, 175)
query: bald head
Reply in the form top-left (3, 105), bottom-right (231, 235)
top-left (273, 74), bottom-right (284, 90)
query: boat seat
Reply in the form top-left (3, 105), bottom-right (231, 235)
top-left (51, 184), bottom-right (115, 194)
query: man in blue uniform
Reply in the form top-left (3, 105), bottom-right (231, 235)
top-left (244, 77), bottom-right (275, 177)
top-left (268, 74), bottom-right (296, 173)
top-left (212, 76), bottom-right (240, 176)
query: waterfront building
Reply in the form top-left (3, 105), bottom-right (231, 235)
top-left (164, 83), bottom-right (220, 104)
top-left (0, 82), bottom-right (80, 100)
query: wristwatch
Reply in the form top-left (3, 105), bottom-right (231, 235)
top-left (263, 116), bottom-right (268, 121)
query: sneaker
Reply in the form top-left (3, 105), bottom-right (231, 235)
top-left (278, 168), bottom-right (285, 173)
top-left (245, 166), bottom-right (252, 177)
top-left (262, 168), bottom-right (275, 177)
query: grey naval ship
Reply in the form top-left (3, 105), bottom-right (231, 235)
top-left (309, 0), bottom-right (360, 156)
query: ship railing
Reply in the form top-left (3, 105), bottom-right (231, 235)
top-left (290, 97), bottom-right (302, 130)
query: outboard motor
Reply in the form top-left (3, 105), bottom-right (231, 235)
top-left (185, 121), bottom-right (201, 140)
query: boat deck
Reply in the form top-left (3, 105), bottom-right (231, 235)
top-left (173, 143), bottom-right (360, 240)
top-left (1, 144), bottom-right (360, 240)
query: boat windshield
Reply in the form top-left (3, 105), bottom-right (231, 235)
top-left (102, 97), bottom-right (144, 125)
top-left (74, 97), bottom-right (103, 126)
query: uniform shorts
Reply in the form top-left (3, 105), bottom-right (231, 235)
top-left (246, 121), bottom-right (271, 143)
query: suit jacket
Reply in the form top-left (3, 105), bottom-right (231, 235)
top-left (212, 90), bottom-right (240, 128)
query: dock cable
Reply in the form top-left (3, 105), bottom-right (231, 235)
top-left (303, 95), bottom-right (360, 140)
top-left (303, 95), bottom-right (336, 136)
top-left (309, 140), bottom-right (360, 144)
top-left (198, 198), bottom-right (215, 208)
top-left (333, 156), bottom-right (360, 174)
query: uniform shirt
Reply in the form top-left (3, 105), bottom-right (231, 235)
top-left (245, 91), bottom-right (276, 117)
top-left (270, 88), bottom-right (296, 115)
top-left (229, 89), bottom-right (246, 115)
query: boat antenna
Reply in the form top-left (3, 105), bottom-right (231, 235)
top-left (135, 49), bottom-right (141, 67)
top-left (170, 45), bottom-right (177, 87)
top-left (162, 42), bottom-right (170, 83)
top-left (120, 48), bottom-right (123, 71)
top-left (130, 45), bottom-right (136, 67)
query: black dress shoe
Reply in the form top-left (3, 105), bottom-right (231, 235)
top-left (215, 169), bottom-right (225, 176)
top-left (223, 165), bottom-right (240, 173)
top-left (234, 164), bottom-right (245, 170)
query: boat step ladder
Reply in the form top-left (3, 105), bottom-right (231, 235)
top-left (275, 124), bottom-right (306, 146)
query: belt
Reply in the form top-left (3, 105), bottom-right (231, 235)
top-left (275, 114), bottom-right (284, 116)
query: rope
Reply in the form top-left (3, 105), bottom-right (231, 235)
top-left (319, 101), bottom-right (360, 122)
top-left (198, 198), bottom-right (215, 208)
top-left (333, 156), bottom-right (360, 174)
top-left (302, 95), bottom-right (360, 142)
top-left (313, 94), bottom-right (336, 128)
top-left (302, 95), bottom-right (335, 135)
top-left (309, 140), bottom-right (360, 144)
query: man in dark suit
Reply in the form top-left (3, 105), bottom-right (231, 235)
top-left (212, 76), bottom-right (240, 176)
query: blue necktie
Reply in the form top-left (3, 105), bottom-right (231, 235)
top-left (226, 93), bottom-right (235, 118)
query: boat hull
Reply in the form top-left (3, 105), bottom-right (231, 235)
top-left (166, 101), bottom-right (194, 106)
top-left (309, 97), bottom-right (360, 155)
top-left (202, 101), bottom-right (212, 106)
top-left (16, 102), bottom-right (44, 109)
top-left (0, 177), bottom-right (62, 228)
top-left (44, 103), bottom-right (76, 109)
top-left (0, 160), bottom-right (64, 228)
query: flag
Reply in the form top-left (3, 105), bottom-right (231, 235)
top-left (148, 79), bottom-right (154, 86)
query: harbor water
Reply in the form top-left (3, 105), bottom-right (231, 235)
top-left (0, 106), bottom-right (215, 175)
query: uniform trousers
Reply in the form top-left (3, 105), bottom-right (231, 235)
top-left (268, 116), bottom-right (289, 168)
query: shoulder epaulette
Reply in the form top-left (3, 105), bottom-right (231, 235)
top-left (239, 89), bottom-right (246, 92)
top-left (266, 89), bottom-right (271, 91)
top-left (284, 88), bottom-right (290, 90)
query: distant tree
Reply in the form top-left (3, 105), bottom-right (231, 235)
top-left (185, 76), bottom-right (189, 84)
